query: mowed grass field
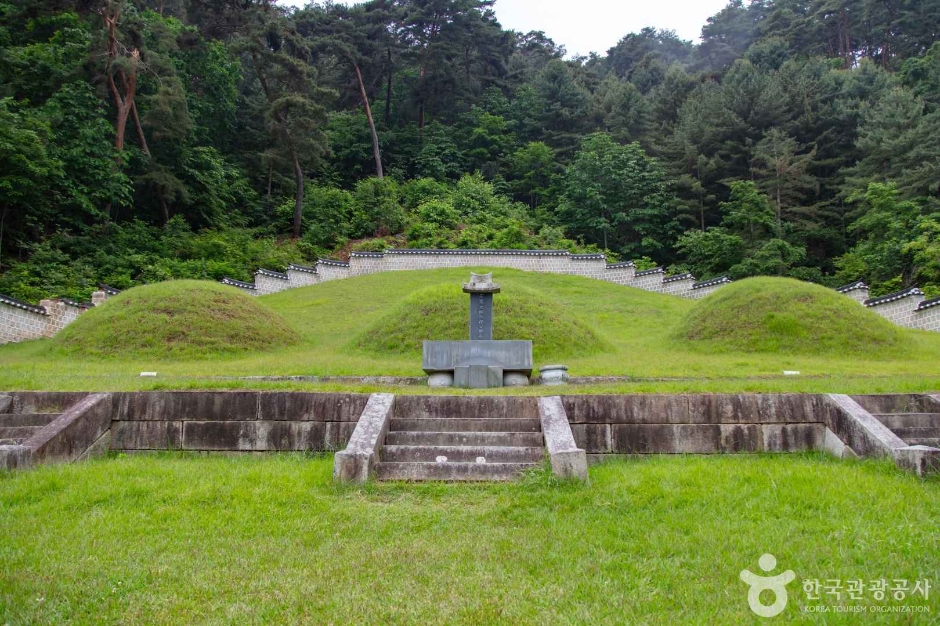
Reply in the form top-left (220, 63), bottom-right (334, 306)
top-left (0, 453), bottom-right (938, 623)
top-left (1, 268), bottom-right (940, 393)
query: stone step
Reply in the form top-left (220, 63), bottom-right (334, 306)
top-left (375, 461), bottom-right (537, 482)
top-left (389, 418), bottom-right (540, 433)
top-left (0, 425), bottom-right (40, 444)
top-left (381, 445), bottom-right (544, 464)
top-left (874, 413), bottom-right (940, 430)
top-left (891, 427), bottom-right (940, 441)
top-left (0, 413), bottom-right (60, 427)
top-left (904, 437), bottom-right (940, 448)
top-left (384, 431), bottom-right (545, 447)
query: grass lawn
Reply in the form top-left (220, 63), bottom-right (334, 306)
top-left (1, 453), bottom-right (938, 623)
top-left (1, 268), bottom-right (940, 394)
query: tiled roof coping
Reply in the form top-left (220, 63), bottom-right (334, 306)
top-left (606, 261), bottom-right (636, 269)
top-left (57, 298), bottom-right (92, 309)
top-left (255, 269), bottom-right (289, 280)
top-left (635, 267), bottom-right (665, 277)
top-left (317, 258), bottom-right (350, 268)
top-left (663, 273), bottom-right (695, 283)
top-left (287, 264), bottom-right (317, 274)
top-left (98, 283), bottom-right (122, 295)
top-left (915, 297), bottom-right (940, 312)
top-left (865, 287), bottom-right (924, 307)
top-left (0, 292), bottom-right (47, 315)
top-left (836, 280), bottom-right (869, 293)
top-left (385, 249), bottom-right (572, 256)
top-left (221, 277), bottom-right (256, 290)
top-left (692, 276), bottom-right (732, 290)
top-left (349, 252), bottom-right (386, 258)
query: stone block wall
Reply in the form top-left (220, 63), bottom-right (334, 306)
top-left (316, 260), bottom-right (351, 282)
top-left (560, 394), bottom-right (827, 460)
top-left (0, 295), bottom-right (99, 345)
top-left (347, 253), bottom-right (387, 275)
top-left (253, 271), bottom-right (292, 296)
top-left (39, 300), bottom-right (86, 335)
top-left (6, 391), bottom-right (841, 458)
top-left (286, 266), bottom-right (320, 287)
top-left (0, 303), bottom-right (49, 343)
top-left (912, 301), bottom-right (940, 331)
top-left (109, 391), bottom-right (370, 452)
top-left (601, 263), bottom-right (636, 285)
top-left (867, 293), bottom-right (925, 327)
top-left (628, 269), bottom-right (667, 292)
top-left (570, 256), bottom-right (608, 279)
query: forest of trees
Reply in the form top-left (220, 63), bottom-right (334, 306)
top-left (1, 0), bottom-right (940, 301)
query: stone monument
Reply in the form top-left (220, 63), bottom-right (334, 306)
top-left (422, 273), bottom-right (533, 389)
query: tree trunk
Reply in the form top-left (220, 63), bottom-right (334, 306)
top-left (158, 194), bottom-right (169, 226)
top-left (418, 65), bottom-right (427, 131)
top-left (130, 101), bottom-right (150, 157)
top-left (291, 150), bottom-right (304, 239)
top-left (104, 9), bottom-right (139, 163)
top-left (267, 161), bottom-right (273, 200)
top-left (353, 62), bottom-right (384, 179)
top-left (0, 207), bottom-right (6, 266)
top-left (385, 47), bottom-right (393, 127)
top-left (776, 183), bottom-right (782, 233)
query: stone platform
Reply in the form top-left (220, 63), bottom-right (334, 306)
top-left (422, 340), bottom-right (533, 389)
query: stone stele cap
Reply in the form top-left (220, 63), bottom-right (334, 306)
top-left (462, 272), bottom-right (501, 294)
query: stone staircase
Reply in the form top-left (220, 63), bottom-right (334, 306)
top-left (853, 394), bottom-right (940, 448)
top-left (0, 412), bottom-right (61, 445)
top-left (1, 393), bottom-right (113, 471)
top-left (0, 394), bottom-right (59, 445)
top-left (876, 413), bottom-right (940, 448)
top-left (375, 397), bottom-right (545, 481)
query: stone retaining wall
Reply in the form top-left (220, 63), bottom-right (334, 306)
top-left (560, 394), bottom-right (827, 461)
top-left (2, 392), bottom-right (937, 477)
top-left (0, 295), bottom-right (92, 344)
top-left (109, 391), bottom-right (369, 452)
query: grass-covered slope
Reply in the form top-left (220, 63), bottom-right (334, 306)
top-left (357, 283), bottom-right (610, 360)
top-left (678, 277), bottom-right (909, 356)
top-left (54, 281), bottom-right (299, 359)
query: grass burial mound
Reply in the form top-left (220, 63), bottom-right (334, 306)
top-left (357, 282), bottom-right (610, 361)
top-left (55, 280), bottom-right (299, 359)
top-left (678, 276), bottom-right (909, 356)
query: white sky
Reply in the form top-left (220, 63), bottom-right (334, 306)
top-left (492, 0), bottom-right (731, 56)
top-left (282, 0), bottom-right (733, 57)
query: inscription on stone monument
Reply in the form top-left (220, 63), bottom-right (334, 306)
top-left (470, 292), bottom-right (493, 340)
top-left (464, 272), bottom-right (499, 341)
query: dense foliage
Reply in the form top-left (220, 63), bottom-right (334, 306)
top-left (2, 0), bottom-right (940, 300)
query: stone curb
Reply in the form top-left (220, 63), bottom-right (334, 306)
top-left (537, 396), bottom-right (588, 482)
top-left (333, 393), bottom-right (395, 483)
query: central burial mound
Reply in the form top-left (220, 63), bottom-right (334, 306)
top-left (55, 280), bottom-right (299, 359)
top-left (356, 283), bottom-right (609, 362)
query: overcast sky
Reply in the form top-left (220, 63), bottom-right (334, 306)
top-left (282, 0), bottom-right (733, 57)
top-left (492, 0), bottom-right (730, 56)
